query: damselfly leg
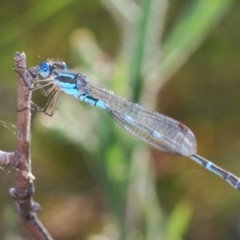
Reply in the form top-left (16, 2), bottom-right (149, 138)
top-left (17, 76), bottom-right (59, 115)
top-left (30, 87), bottom-right (60, 116)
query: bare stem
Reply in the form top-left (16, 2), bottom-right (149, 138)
top-left (8, 52), bottom-right (53, 240)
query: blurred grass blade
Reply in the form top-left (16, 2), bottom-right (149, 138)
top-left (161, 0), bottom-right (233, 80)
top-left (140, 0), bottom-right (168, 76)
top-left (101, 0), bottom-right (140, 25)
top-left (126, 149), bottom-right (164, 240)
top-left (164, 201), bottom-right (193, 240)
top-left (0, 0), bottom-right (74, 49)
top-left (130, 0), bottom-right (168, 102)
top-left (129, 0), bottom-right (154, 102)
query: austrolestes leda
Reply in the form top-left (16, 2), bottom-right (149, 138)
top-left (28, 59), bottom-right (240, 191)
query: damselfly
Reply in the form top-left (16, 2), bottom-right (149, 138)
top-left (29, 60), bottom-right (240, 191)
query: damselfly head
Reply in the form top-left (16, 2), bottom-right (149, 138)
top-left (39, 61), bottom-right (68, 78)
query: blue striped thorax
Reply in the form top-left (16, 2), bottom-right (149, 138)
top-left (39, 61), bottom-right (106, 109)
top-left (54, 71), bottom-right (89, 98)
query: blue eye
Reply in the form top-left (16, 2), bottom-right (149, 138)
top-left (39, 62), bottom-right (52, 78)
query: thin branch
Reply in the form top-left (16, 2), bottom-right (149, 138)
top-left (7, 52), bottom-right (53, 240)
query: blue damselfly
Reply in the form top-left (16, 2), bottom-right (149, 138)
top-left (28, 60), bottom-right (240, 191)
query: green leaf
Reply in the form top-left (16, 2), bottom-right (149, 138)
top-left (161, 0), bottom-right (233, 80)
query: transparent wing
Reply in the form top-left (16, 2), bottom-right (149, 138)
top-left (88, 82), bottom-right (197, 156)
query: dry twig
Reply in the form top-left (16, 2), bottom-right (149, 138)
top-left (0, 52), bottom-right (53, 240)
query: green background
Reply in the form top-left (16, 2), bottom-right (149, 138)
top-left (0, 0), bottom-right (240, 239)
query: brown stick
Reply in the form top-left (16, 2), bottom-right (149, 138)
top-left (8, 52), bottom-right (53, 240)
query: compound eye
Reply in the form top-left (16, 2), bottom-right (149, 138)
top-left (39, 62), bottom-right (52, 78)
top-left (53, 61), bottom-right (68, 71)
top-left (61, 62), bottom-right (67, 71)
